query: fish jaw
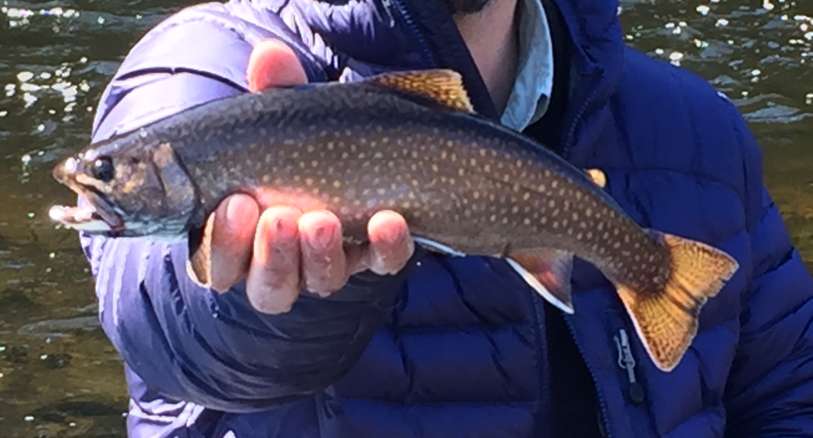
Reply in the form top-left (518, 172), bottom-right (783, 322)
top-left (50, 152), bottom-right (126, 234)
top-left (48, 202), bottom-right (190, 240)
top-left (48, 196), bottom-right (126, 235)
top-left (49, 204), bottom-right (117, 233)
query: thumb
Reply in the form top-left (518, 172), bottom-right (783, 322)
top-left (247, 40), bottom-right (308, 92)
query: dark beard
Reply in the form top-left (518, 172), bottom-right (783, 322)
top-left (443, 0), bottom-right (493, 14)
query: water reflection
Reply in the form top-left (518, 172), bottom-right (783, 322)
top-left (1, 3), bottom-right (187, 435)
top-left (0, 0), bottom-right (811, 435)
top-left (17, 315), bottom-right (100, 339)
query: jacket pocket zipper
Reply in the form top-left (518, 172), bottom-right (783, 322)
top-left (614, 328), bottom-right (645, 404)
top-left (380, 0), bottom-right (397, 28)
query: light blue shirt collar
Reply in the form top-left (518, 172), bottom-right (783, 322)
top-left (500, 0), bottom-right (554, 131)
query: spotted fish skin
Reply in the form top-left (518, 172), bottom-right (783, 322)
top-left (145, 78), bottom-right (666, 289)
top-left (51, 70), bottom-right (738, 373)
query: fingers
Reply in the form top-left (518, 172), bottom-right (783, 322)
top-left (209, 194), bottom-right (260, 292)
top-left (359, 210), bottom-right (414, 275)
top-left (246, 206), bottom-right (303, 314)
top-left (209, 204), bottom-right (413, 314)
top-left (299, 211), bottom-right (348, 296)
top-left (247, 39), bottom-right (308, 92)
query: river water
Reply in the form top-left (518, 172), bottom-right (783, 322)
top-left (0, 0), bottom-right (810, 436)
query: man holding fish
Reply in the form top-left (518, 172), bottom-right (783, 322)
top-left (50, 0), bottom-right (813, 436)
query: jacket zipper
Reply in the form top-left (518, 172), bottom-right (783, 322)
top-left (562, 69), bottom-right (603, 158)
top-left (564, 317), bottom-right (612, 438)
top-left (390, 1), bottom-right (615, 433)
top-left (560, 72), bottom-right (611, 434)
top-left (386, 0), bottom-right (436, 66)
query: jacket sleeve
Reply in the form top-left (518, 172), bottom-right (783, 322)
top-left (723, 103), bottom-right (813, 436)
top-left (84, 8), bottom-right (407, 414)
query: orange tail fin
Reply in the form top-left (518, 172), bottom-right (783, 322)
top-left (615, 231), bottom-right (738, 371)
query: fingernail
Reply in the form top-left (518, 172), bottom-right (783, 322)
top-left (225, 196), bottom-right (244, 223)
top-left (307, 224), bottom-right (335, 251)
top-left (225, 196), bottom-right (258, 237)
top-left (263, 210), bottom-right (298, 242)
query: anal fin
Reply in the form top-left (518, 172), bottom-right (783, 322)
top-left (507, 249), bottom-right (574, 313)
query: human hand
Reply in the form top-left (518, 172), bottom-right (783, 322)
top-left (205, 40), bottom-right (414, 314)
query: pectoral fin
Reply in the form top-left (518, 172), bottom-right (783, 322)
top-left (507, 249), bottom-right (574, 313)
top-left (186, 219), bottom-right (214, 288)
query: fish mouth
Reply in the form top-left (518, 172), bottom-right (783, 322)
top-left (49, 189), bottom-right (124, 235)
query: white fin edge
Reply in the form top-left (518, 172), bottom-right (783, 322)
top-left (506, 257), bottom-right (575, 314)
top-left (413, 236), bottom-right (467, 257)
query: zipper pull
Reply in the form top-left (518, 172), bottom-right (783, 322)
top-left (380, 0), bottom-right (397, 28)
top-left (614, 329), bottom-right (645, 404)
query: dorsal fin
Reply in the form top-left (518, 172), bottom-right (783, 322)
top-left (364, 69), bottom-right (475, 113)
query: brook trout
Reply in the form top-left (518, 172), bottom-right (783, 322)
top-left (49, 69), bottom-right (738, 371)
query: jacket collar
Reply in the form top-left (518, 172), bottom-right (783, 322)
top-left (547, 0), bottom-right (625, 161)
top-left (395, 0), bottom-right (624, 158)
top-left (396, 0), bottom-right (499, 119)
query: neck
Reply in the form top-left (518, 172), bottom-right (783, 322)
top-left (453, 0), bottom-right (520, 113)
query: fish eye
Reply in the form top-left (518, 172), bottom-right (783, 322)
top-left (91, 156), bottom-right (115, 182)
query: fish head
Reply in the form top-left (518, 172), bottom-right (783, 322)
top-left (50, 138), bottom-right (199, 239)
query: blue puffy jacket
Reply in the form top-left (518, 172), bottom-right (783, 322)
top-left (84, 0), bottom-right (813, 436)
